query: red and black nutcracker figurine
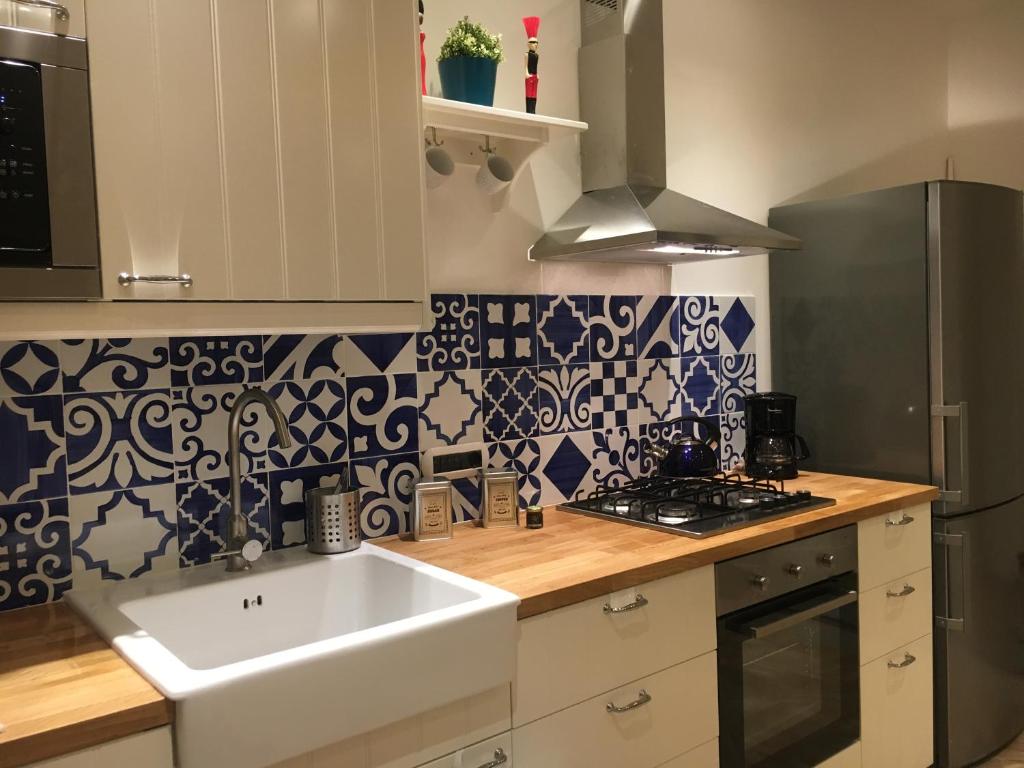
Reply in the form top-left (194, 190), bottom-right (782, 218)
top-left (523, 16), bottom-right (540, 114)
top-left (419, 1), bottom-right (427, 96)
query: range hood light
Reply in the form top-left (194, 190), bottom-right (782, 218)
top-left (645, 244), bottom-right (742, 257)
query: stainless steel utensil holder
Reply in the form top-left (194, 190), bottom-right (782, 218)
top-left (305, 487), bottom-right (361, 554)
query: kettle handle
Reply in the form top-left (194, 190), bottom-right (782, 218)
top-left (667, 415), bottom-right (721, 449)
top-left (794, 434), bottom-right (811, 461)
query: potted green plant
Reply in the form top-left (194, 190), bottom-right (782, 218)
top-left (437, 16), bottom-right (504, 107)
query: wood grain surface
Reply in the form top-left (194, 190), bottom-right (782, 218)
top-left (380, 471), bottom-right (939, 619)
top-left (0, 603), bottom-right (173, 768)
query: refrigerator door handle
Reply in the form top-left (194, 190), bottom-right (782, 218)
top-left (932, 402), bottom-right (969, 505)
top-left (935, 531), bottom-right (966, 631)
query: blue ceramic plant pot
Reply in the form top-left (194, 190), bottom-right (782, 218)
top-left (438, 56), bottom-right (498, 107)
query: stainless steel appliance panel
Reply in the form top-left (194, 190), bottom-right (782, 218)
top-left (769, 184), bottom-right (931, 483)
top-left (934, 498), bottom-right (1024, 767)
top-left (928, 181), bottom-right (1024, 516)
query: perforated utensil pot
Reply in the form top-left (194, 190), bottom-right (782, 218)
top-left (304, 487), bottom-right (361, 554)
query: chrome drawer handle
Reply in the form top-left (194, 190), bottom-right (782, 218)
top-left (474, 748), bottom-right (508, 768)
top-left (886, 514), bottom-right (915, 527)
top-left (12, 0), bottom-right (70, 21)
top-left (888, 652), bottom-right (917, 669)
top-left (886, 584), bottom-right (916, 598)
top-left (603, 593), bottom-right (648, 614)
top-left (606, 689), bottom-right (651, 713)
top-left (118, 272), bottom-right (193, 288)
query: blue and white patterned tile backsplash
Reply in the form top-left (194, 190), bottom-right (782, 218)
top-left (0, 294), bottom-right (755, 612)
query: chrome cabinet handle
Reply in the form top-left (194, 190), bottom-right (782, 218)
top-left (888, 652), bottom-right (917, 669)
top-left (886, 514), bottom-right (915, 527)
top-left (606, 689), bottom-right (651, 713)
top-left (118, 272), bottom-right (193, 288)
top-left (603, 593), bottom-right (648, 614)
top-left (12, 0), bottom-right (70, 21)
top-left (474, 748), bottom-right (508, 768)
top-left (886, 584), bottom-right (916, 598)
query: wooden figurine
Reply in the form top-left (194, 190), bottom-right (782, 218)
top-left (523, 16), bottom-right (540, 113)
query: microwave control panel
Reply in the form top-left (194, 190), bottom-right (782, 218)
top-left (0, 58), bottom-right (51, 262)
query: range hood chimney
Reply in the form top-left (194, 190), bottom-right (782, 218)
top-left (529, 0), bottom-right (801, 263)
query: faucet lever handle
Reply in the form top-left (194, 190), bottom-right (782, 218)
top-left (214, 539), bottom-right (264, 565)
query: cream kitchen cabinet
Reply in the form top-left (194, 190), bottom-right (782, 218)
top-left (85, 0), bottom-right (426, 305)
top-left (26, 727), bottom-right (173, 768)
top-left (0, 0), bottom-right (86, 38)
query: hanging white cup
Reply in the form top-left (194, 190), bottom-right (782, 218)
top-left (476, 153), bottom-right (515, 195)
top-left (424, 146), bottom-right (455, 189)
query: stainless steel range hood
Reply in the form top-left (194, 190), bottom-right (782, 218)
top-left (529, 0), bottom-right (801, 264)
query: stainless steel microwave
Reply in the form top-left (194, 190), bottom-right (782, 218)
top-left (0, 24), bottom-right (100, 299)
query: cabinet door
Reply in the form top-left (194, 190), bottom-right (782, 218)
top-left (87, 0), bottom-right (425, 303)
top-left (0, 0), bottom-right (86, 38)
top-left (27, 727), bottom-right (173, 768)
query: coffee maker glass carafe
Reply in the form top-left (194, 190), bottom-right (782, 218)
top-left (744, 392), bottom-right (810, 480)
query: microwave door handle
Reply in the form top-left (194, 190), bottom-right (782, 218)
top-left (12, 0), bottom-right (70, 21)
top-left (742, 590), bottom-right (857, 640)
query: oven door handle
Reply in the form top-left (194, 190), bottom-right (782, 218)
top-left (741, 590), bottom-right (857, 639)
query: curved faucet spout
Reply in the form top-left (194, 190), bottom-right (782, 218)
top-left (225, 388), bottom-right (292, 571)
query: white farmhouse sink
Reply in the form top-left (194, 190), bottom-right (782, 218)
top-left (66, 543), bottom-right (519, 768)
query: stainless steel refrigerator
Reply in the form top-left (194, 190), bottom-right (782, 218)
top-left (768, 181), bottom-right (1024, 768)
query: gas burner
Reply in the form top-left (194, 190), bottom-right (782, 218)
top-left (652, 501), bottom-right (700, 525)
top-left (601, 497), bottom-right (634, 517)
top-left (734, 490), bottom-right (763, 506)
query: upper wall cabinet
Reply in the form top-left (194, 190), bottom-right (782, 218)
top-left (0, 0), bottom-right (87, 38)
top-left (85, 0), bottom-right (426, 303)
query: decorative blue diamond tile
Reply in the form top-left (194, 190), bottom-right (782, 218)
top-left (65, 391), bottom-right (174, 495)
top-left (170, 336), bottom-right (264, 387)
top-left (0, 395), bottom-right (67, 504)
top-left (175, 474), bottom-right (270, 567)
top-left (69, 486), bottom-right (178, 587)
top-left (718, 296), bottom-right (756, 354)
top-left (61, 338), bottom-right (170, 393)
top-left (679, 296), bottom-right (720, 357)
top-left (720, 412), bottom-right (746, 471)
top-left (483, 367), bottom-right (538, 441)
top-left (536, 295), bottom-right (589, 366)
top-left (0, 340), bottom-right (61, 397)
top-left (589, 361), bottom-right (638, 429)
top-left (0, 498), bottom-right (71, 610)
top-left (538, 432), bottom-right (595, 504)
top-left (343, 333), bottom-right (416, 376)
top-left (720, 354), bottom-right (756, 414)
top-left (418, 370), bottom-right (483, 450)
top-left (346, 374), bottom-right (418, 459)
top-left (417, 294), bottom-right (480, 372)
top-left (637, 358), bottom-right (682, 425)
top-left (487, 439), bottom-right (541, 508)
top-left (537, 364), bottom-right (591, 435)
top-left (592, 427), bottom-right (640, 488)
top-left (262, 334), bottom-right (344, 382)
top-left (636, 296), bottom-right (680, 359)
top-left (351, 452), bottom-right (419, 538)
top-left (267, 462), bottom-right (346, 549)
top-left (171, 385), bottom-right (272, 482)
top-left (588, 296), bottom-right (637, 362)
top-left (266, 379), bottom-right (348, 469)
top-left (480, 295), bottom-right (537, 369)
top-left (680, 356), bottom-right (721, 417)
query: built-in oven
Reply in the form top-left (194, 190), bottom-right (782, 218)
top-left (0, 24), bottom-right (99, 299)
top-left (716, 525), bottom-right (860, 768)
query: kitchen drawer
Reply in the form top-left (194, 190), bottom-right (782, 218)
top-left (655, 739), bottom-right (719, 768)
top-left (416, 732), bottom-right (512, 768)
top-left (27, 727), bottom-right (173, 768)
top-left (513, 651), bottom-right (718, 768)
top-left (513, 566), bottom-right (715, 726)
top-left (815, 741), bottom-right (861, 768)
top-left (858, 504), bottom-right (931, 591)
top-left (859, 567), bottom-right (932, 664)
top-left (861, 634), bottom-right (934, 768)
top-left (0, 0), bottom-right (86, 38)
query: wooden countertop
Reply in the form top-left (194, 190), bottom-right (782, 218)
top-left (380, 472), bottom-right (939, 619)
top-left (0, 603), bottom-right (173, 768)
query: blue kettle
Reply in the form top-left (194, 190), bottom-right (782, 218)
top-left (647, 416), bottom-right (721, 478)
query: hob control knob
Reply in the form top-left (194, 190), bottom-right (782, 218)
top-left (820, 553), bottom-right (836, 567)
top-left (751, 575), bottom-right (770, 591)
top-left (0, 115), bottom-right (13, 136)
top-left (787, 564), bottom-right (804, 578)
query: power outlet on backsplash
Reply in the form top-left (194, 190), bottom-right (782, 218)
top-left (0, 293), bottom-right (755, 612)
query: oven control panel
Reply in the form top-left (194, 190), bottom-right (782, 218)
top-left (715, 524), bottom-right (857, 616)
top-left (0, 58), bottom-right (51, 260)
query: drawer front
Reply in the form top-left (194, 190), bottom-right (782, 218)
top-left (859, 567), bottom-right (932, 664)
top-left (416, 732), bottom-right (512, 768)
top-left (28, 727), bottom-right (173, 768)
top-left (858, 504), bottom-right (931, 591)
top-left (861, 635), bottom-right (934, 768)
top-left (514, 566), bottom-right (715, 726)
top-left (656, 739), bottom-right (719, 768)
top-left (513, 651), bottom-right (718, 768)
top-left (815, 741), bottom-right (861, 768)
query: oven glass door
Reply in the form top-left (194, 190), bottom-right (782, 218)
top-left (718, 574), bottom-right (860, 768)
